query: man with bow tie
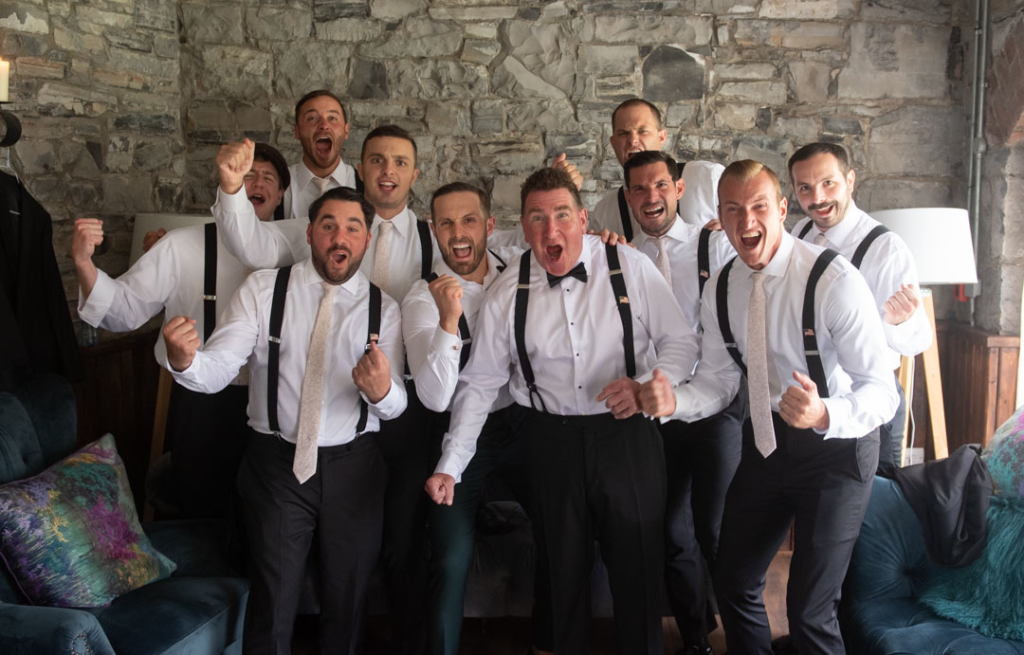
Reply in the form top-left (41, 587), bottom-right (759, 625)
top-left (441, 167), bottom-right (700, 654)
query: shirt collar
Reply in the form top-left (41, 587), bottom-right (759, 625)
top-left (297, 258), bottom-right (364, 297)
top-left (297, 161), bottom-right (350, 191)
top-left (434, 248), bottom-right (503, 290)
top-left (375, 205), bottom-right (412, 239)
top-left (634, 216), bottom-right (693, 249)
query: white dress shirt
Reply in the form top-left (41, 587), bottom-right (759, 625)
top-left (633, 218), bottom-right (736, 333)
top-left (282, 160), bottom-right (358, 220)
top-left (401, 248), bottom-right (520, 414)
top-left (678, 160), bottom-right (725, 227)
top-left (670, 232), bottom-right (898, 440)
top-left (438, 234), bottom-right (701, 481)
top-left (172, 259), bottom-right (407, 445)
top-left (588, 187), bottom-right (642, 240)
top-left (77, 224), bottom-right (248, 378)
top-left (792, 202), bottom-right (932, 362)
top-left (212, 186), bottom-right (439, 303)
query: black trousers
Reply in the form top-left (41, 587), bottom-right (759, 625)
top-left (167, 381), bottom-right (249, 521)
top-left (375, 381), bottom-right (438, 655)
top-left (524, 410), bottom-right (666, 655)
top-left (660, 393), bottom-right (744, 645)
top-left (714, 413), bottom-right (878, 655)
top-left (237, 430), bottom-right (386, 655)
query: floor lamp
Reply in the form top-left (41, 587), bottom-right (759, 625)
top-left (872, 208), bottom-right (979, 462)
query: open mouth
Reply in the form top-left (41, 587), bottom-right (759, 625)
top-left (377, 180), bottom-right (398, 194)
top-left (809, 202), bottom-right (836, 219)
top-left (740, 230), bottom-right (762, 249)
top-left (248, 193), bottom-right (265, 207)
top-left (544, 245), bottom-right (563, 262)
top-left (641, 204), bottom-right (666, 220)
top-left (625, 148), bottom-right (644, 159)
top-left (329, 249), bottom-right (348, 265)
top-left (451, 243), bottom-right (473, 261)
top-left (315, 136), bottom-right (333, 157)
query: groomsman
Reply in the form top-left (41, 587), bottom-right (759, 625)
top-left (641, 160), bottom-right (898, 655)
top-left (443, 167), bottom-right (700, 654)
top-left (623, 150), bottom-right (739, 655)
top-left (788, 142), bottom-right (931, 474)
top-left (282, 89), bottom-right (357, 220)
top-left (164, 186), bottom-right (407, 654)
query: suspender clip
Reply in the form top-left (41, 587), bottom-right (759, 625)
top-left (803, 328), bottom-right (815, 337)
top-left (462, 337), bottom-right (472, 346)
top-left (203, 294), bottom-right (217, 301)
top-left (608, 268), bottom-right (622, 276)
top-left (700, 270), bottom-right (710, 278)
top-left (618, 296), bottom-right (629, 304)
top-left (805, 350), bottom-right (820, 356)
top-left (517, 283), bottom-right (530, 290)
top-left (268, 336), bottom-right (281, 344)
top-left (365, 333), bottom-right (379, 351)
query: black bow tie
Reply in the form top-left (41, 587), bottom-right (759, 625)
top-left (546, 262), bottom-right (588, 287)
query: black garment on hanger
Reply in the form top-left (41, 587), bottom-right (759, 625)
top-left (0, 172), bottom-right (83, 390)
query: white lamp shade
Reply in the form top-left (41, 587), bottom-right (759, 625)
top-left (129, 213), bottom-right (214, 267)
top-left (870, 207), bottom-right (978, 286)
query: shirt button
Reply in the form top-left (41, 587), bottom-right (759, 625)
top-left (577, 385), bottom-right (582, 390)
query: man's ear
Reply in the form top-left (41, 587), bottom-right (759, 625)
top-left (356, 163), bottom-right (363, 182)
top-left (779, 196), bottom-right (788, 221)
top-left (846, 168), bottom-right (856, 193)
top-left (676, 178), bottom-right (686, 201)
top-left (486, 215), bottom-right (496, 237)
top-left (306, 221), bottom-right (313, 246)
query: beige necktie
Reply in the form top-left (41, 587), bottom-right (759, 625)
top-left (293, 281), bottom-right (337, 483)
top-left (655, 237), bottom-right (672, 291)
top-left (814, 231), bottom-right (828, 247)
top-left (748, 271), bottom-right (776, 458)
top-left (372, 220), bottom-right (394, 296)
top-left (313, 176), bottom-right (331, 197)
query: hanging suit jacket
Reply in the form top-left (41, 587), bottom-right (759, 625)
top-left (0, 172), bottom-right (83, 390)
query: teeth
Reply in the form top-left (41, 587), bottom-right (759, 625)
top-left (742, 231), bottom-right (761, 238)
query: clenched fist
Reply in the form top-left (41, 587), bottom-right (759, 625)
top-left (71, 218), bottom-right (104, 265)
top-left (883, 284), bottom-right (921, 326)
top-left (428, 274), bottom-right (464, 335)
top-left (217, 139), bottom-right (256, 195)
top-left (164, 315), bottom-right (200, 372)
top-left (639, 368), bottom-right (677, 418)
top-left (551, 152), bottom-right (583, 191)
top-left (352, 341), bottom-right (392, 404)
top-left (425, 473), bottom-right (456, 506)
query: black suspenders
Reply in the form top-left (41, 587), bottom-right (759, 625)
top-left (513, 244), bottom-right (636, 413)
top-left (850, 225), bottom-right (889, 269)
top-left (266, 266), bottom-right (381, 436)
top-left (715, 250), bottom-right (839, 397)
top-left (797, 221), bottom-right (890, 271)
top-left (697, 226), bottom-right (713, 299)
top-left (605, 243), bottom-right (636, 378)
top-left (416, 219), bottom-right (432, 280)
top-left (203, 223), bottom-right (217, 342)
top-left (267, 266), bottom-right (292, 435)
top-left (616, 187), bottom-right (634, 242)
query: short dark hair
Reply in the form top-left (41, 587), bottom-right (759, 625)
top-left (788, 142), bottom-right (851, 178)
top-left (308, 186), bottom-right (375, 230)
top-left (623, 150), bottom-right (679, 188)
top-left (361, 124), bottom-right (418, 165)
top-left (520, 168), bottom-right (583, 215)
top-left (253, 143), bottom-right (290, 191)
top-left (294, 89), bottom-right (347, 124)
top-left (611, 98), bottom-right (662, 131)
top-left (431, 182), bottom-right (491, 219)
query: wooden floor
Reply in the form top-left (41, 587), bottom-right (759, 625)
top-left (295, 551), bottom-right (791, 654)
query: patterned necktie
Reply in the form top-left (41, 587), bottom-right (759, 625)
top-left (655, 237), bottom-right (672, 290)
top-left (748, 271), bottom-right (776, 458)
top-left (293, 281), bottom-right (337, 483)
top-left (372, 220), bottom-right (394, 296)
top-left (313, 176), bottom-right (331, 198)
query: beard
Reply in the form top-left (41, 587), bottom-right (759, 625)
top-left (312, 245), bottom-right (364, 285)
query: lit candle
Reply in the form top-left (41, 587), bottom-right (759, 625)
top-left (0, 59), bottom-right (8, 102)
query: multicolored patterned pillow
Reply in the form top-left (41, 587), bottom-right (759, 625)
top-left (0, 434), bottom-right (176, 607)
top-left (983, 405), bottom-right (1024, 499)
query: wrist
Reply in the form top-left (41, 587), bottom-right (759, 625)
top-left (220, 179), bottom-right (243, 195)
top-left (439, 315), bottom-right (459, 335)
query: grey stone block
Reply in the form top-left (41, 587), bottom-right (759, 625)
top-left (643, 46), bottom-right (705, 101)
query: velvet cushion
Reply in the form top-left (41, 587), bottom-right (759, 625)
top-left (0, 434), bottom-right (176, 608)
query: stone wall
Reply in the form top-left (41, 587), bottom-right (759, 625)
top-left (974, 0), bottom-right (1024, 335)
top-left (1, 0), bottom-right (976, 332)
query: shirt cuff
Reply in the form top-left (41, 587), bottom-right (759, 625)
top-left (431, 325), bottom-right (463, 360)
top-left (77, 270), bottom-right (115, 327)
top-left (819, 397), bottom-right (852, 439)
top-left (215, 185), bottom-right (251, 213)
top-left (365, 378), bottom-right (405, 419)
top-left (434, 448), bottom-right (465, 484)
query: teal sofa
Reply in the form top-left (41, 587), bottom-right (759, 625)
top-left (841, 476), bottom-right (1024, 654)
top-left (0, 373), bottom-right (249, 655)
